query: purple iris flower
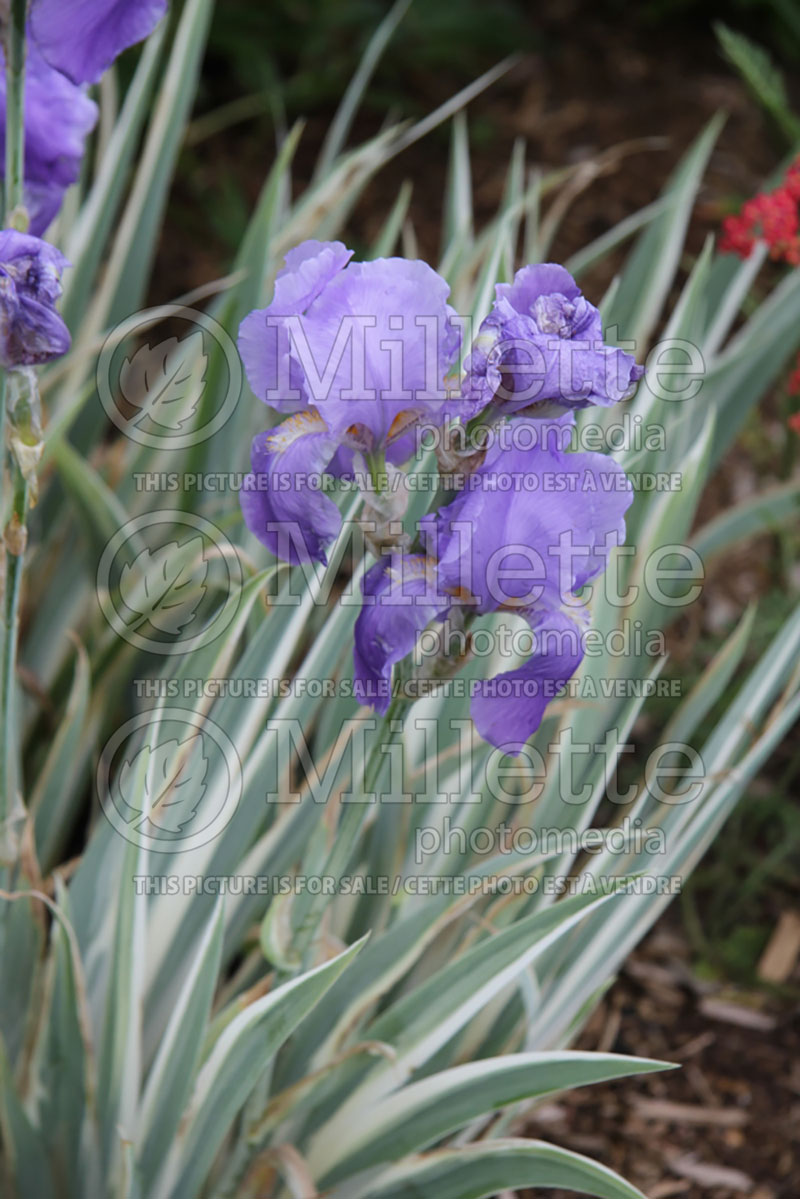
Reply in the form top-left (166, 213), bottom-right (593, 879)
top-left (29, 0), bottom-right (168, 85)
top-left (240, 241), bottom-right (462, 562)
top-left (0, 42), bottom-right (97, 235)
top-left (462, 263), bottom-right (644, 418)
top-left (353, 424), bottom-right (634, 753)
top-left (239, 240), bottom-right (461, 453)
top-left (0, 2), bottom-right (165, 234)
top-left (0, 229), bottom-right (70, 367)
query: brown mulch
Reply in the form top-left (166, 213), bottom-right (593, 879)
top-left (519, 916), bottom-right (799, 1199)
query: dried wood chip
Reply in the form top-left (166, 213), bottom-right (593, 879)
top-left (632, 1098), bottom-right (748, 1126)
top-left (757, 911), bottom-right (800, 984)
top-left (666, 1153), bottom-right (753, 1191)
top-left (698, 996), bottom-right (777, 1030)
top-left (648, 1182), bottom-right (691, 1198)
top-left (673, 1030), bottom-right (715, 1059)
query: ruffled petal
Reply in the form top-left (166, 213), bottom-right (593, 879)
top-left (238, 241), bottom-right (353, 412)
top-left (496, 263), bottom-right (582, 311)
top-left (462, 262), bottom-right (643, 415)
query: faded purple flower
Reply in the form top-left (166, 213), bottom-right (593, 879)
top-left (0, 229), bottom-right (70, 367)
top-left (0, 42), bottom-right (97, 234)
top-left (29, 0), bottom-right (168, 85)
top-left (462, 263), bottom-right (644, 418)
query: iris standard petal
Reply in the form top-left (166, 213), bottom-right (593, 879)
top-left (238, 241), bottom-right (353, 412)
top-left (287, 256), bottom-right (461, 455)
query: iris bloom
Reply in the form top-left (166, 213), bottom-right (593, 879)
top-left (240, 240), bottom-right (461, 563)
top-left (0, 0), bottom-right (166, 233)
top-left (462, 263), bottom-right (644, 418)
top-left (239, 244), bottom-right (643, 750)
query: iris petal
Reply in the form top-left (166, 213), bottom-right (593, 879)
top-left (240, 412), bottom-right (344, 565)
top-left (353, 555), bottom-right (449, 714)
top-left (470, 608), bottom-right (585, 754)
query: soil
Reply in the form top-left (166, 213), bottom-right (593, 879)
top-left (520, 914), bottom-right (800, 1199)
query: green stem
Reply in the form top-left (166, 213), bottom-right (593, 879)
top-left (0, 0), bottom-right (27, 867)
top-left (3, 0), bottom-right (27, 219)
top-left (1, 472), bottom-right (26, 811)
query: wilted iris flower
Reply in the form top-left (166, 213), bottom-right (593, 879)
top-left (462, 263), bottom-right (644, 418)
top-left (0, 229), bottom-right (70, 367)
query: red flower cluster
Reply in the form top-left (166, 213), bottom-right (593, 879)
top-left (720, 158), bottom-right (800, 264)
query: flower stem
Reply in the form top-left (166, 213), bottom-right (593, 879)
top-left (3, 0), bottom-right (27, 219)
top-left (1, 470), bottom-right (26, 813)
